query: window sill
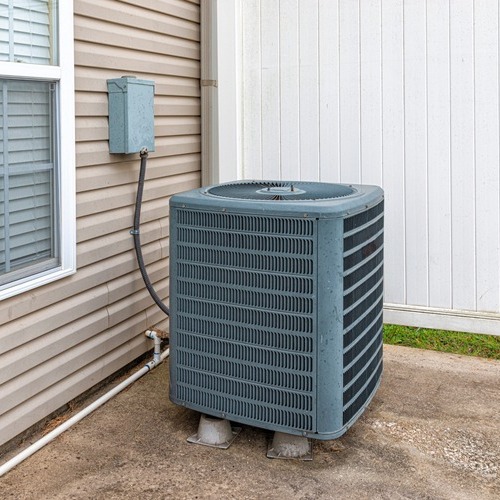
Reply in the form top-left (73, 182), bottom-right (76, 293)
top-left (0, 266), bottom-right (76, 302)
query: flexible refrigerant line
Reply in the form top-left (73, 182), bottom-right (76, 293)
top-left (131, 148), bottom-right (170, 316)
top-left (0, 331), bottom-right (169, 478)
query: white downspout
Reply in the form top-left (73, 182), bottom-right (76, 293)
top-left (201, 0), bottom-right (219, 186)
top-left (0, 331), bottom-right (169, 478)
top-left (201, 0), bottom-right (242, 186)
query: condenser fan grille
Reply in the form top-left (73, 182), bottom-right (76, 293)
top-left (206, 181), bottom-right (356, 201)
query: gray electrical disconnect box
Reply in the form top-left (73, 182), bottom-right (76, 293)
top-left (107, 76), bottom-right (155, 154)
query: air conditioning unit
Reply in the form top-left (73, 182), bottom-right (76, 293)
top-left (169, 181), bottom-right (384, 440)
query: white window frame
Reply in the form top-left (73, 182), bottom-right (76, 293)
top-left (0, 0), bottom-right (75, 301)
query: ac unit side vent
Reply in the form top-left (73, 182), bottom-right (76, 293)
top-left (344, 249), bottom-right (384, 292)
top-left (177, 337), bottom-right (313, 373)
top-left (178, 228), bottom-right (314, 255)
top-left (177, 317), bottom-right (314, 352)
top-left (343, 330), bottom-right (383, 402)
top-left (177, 210), bottom-right (315, 236)
top-left (343, 359), bottom-right (383, 425)
top-left (343, 297), bottom-right (384, 350)
top-left (176, 353), bottom-right (314, 391)
top-left (344, 201), bottom-right (384, 233)
top-left (179, 300), bottom-right (314, 333)
top-left (176, 385), bottom-right (314, 431)
top-left (342, 200), bottom-right (384, 427)
top-left (343, 281), bottom-right (384, 329)
top-left (173, 210), bottom-right (318, 434)
top-left (178, 246), bottom-right (314, 275)
top-left (343, 265), bottom-right (384, 312)
top-left (178, 263), bottom-right (315, 294)
top-left (177, 282), bottom-right (314, 314)
top-left (343, 232), bottom-right (384, 273)
top-left (178, 369), bottom-right (314, 411)
top-left (343, 317), bottom-right (383, 376)
top-left (344, 214), bottom-right (384, 251)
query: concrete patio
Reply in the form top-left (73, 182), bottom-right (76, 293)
top-left (0, 344), bottom-right (498, 499)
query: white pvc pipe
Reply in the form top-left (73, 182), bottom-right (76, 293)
top-left (145, 330), bottom-right (162, 364)
top-left (0, 345), bottom-right (169, 478)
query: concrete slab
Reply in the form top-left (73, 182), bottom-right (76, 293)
top-left (0, 345), bottom-right (499, 499)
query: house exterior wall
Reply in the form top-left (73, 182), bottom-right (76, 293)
top-left (0, 0), bottom-right (200, 448)
top-left (219, 0), bottom-right (500, 335)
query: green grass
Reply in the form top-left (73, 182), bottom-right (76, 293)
top-left (383, 324), bottom-right (500, 360)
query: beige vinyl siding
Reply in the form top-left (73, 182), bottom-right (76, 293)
top-left (0, 0), bottom-right (200, 447)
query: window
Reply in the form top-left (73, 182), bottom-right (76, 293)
top-left (0, 0), bottom-right (75, 300)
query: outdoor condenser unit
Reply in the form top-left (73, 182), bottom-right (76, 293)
top-left (169, 181), bottom-right (384, 440)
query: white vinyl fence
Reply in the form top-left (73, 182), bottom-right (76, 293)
top-left (212, 0), bottom-right (500, 335)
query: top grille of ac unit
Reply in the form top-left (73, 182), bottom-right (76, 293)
top-left (206, 180), bottom-right (356, 201)
top-left (169, 180), bottom-right (384, 440)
